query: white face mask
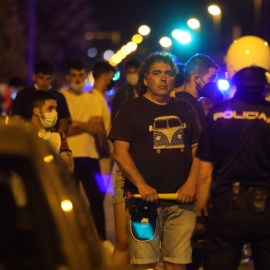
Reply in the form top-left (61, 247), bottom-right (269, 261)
top-left (39, 112), bottom-right (58, 128)
top-left (70, 82), bottom-right (84, 93)
top-left (126, 73), bottom-right (138, 86)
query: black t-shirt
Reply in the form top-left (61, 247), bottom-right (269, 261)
top-left (175, 91), bottom-right (206, 128)
top-left (111, 84), bottom-right (136, 123)
top-left (12, 86), bottom-right (70, 120)
top-left (108, 96), bottom-right (201, 194)
top-left (196, 96), bottom-right (270, 187)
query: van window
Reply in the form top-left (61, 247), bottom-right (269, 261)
top-left (155, 120), bottom-right (167, 129)
top-left (168, 118), bottom-right (181, 128)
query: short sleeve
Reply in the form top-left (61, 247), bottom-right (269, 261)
top-left (108, 102), bottom-right (133, 143)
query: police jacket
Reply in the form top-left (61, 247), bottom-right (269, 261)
top-left (196, 92), bottom-right (270, 189)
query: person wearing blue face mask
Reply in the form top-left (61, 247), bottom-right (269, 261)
top-left (31, 90), bottom-right (74, 174)
top-left (175, 54), bottom-right (221, 129)
top-left (175, 54), bottom-right (220, 270)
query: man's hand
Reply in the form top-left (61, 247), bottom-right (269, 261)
top-left (176, 182), bottom-right (196, 203)
top-left (137, 182), bottom-right (158, 202)
top-left (88, 116), bottom-right (105, 134)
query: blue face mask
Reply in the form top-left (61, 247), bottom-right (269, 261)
top-left (200, 81), bottom-right (219, 98)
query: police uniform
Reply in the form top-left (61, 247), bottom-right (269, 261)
top-left (195, 36), bottom-right (270, 270)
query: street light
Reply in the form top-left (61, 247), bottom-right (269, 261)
top-left (187, 18), bottom-right (200, 30)
top-left (208, 5), bottom-right (221, 16)
top-left (159, 37), bottom-right (172, 48)
top-left (208, 4), bottom-right (222, 38)
top-left (172, 30), bottom-right (192, 45)
top-left (138, 25), bottom-right (151, 36)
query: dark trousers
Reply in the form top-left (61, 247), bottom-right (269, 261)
top-left (74, 157), bottom-right (106, 240)
top-left (204, 188), bottom-right (270, 270)
top-left (187, 248), bottom-right (205, 270)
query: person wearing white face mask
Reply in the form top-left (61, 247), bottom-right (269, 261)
top-left (111, 58), bottom-right (141, 122)
top-left (31, 90), bottom-right (74, 174)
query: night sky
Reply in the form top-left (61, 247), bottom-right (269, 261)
top-left (90, 0), bottom-right (270, 71)
top-left (1, 0), bottom-right (269, 82)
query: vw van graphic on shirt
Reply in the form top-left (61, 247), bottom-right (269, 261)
top-left (149, 116), bottom-right (186, 153)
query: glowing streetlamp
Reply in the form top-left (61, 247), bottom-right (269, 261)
top-left (138, 25), bottom-right (151, 36)
top-left (172, 30), bottom-right (192, 45)
top-left (187, 18), bottom-right (200, 30)
top-left (208, 4), bottom-right (222, 38)
top-left (159, 37), bottom-right (172, 48)
top-left (208, 5), bottom-right (221, 16)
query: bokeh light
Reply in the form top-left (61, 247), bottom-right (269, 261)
top-left (172, 30), bottom-right (192, 44)
top-left (208, 5), bottom-right (221, 16)
top-left (159, 37), bottom-right (172, 48)
top-left (126, 41), bottom-right (137, 52)
top-left (113, 70), bottom-right (120, 81)
top-left (132, 34), bottom-right (143, 44)
top-left (138, 25), bottom-right (151, 36)
top-left (187, 18), bottom-right (200, 29)
top-left (218, 79), bottom-right (230, 91)
top-left (61, 200), bottom-right (73, 212)
top-left (87, 47), bottom-right (97, 58)
top-left (103, 50), bottom-right (114, 61)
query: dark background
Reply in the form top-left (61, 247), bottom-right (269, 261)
top-left (1, 0), bottom-right (270, 85)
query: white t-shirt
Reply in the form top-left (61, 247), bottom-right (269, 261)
top-left (61, 90), bottom-right (102, 158)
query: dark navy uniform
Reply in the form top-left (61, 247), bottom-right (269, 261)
top-left (196, 91), bottom-right (270, 270)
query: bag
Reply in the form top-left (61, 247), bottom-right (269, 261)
top-left (129, 201), bottom-right (157, 241)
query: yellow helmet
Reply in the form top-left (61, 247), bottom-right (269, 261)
top-left (226, 36), bottom-right (270, 80)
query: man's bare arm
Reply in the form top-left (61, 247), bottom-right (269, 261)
top-left (113, 140), bottom-right (158, 202)
top-left (58, 118), bottom-right (71, 135)
top-left (196, 159), bottom-right (213, 216)
top-left (67, 116), bottom-right (105, 137)
top-left (60, 151), bottom-right (74, 174)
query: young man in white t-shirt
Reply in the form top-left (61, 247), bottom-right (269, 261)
top-left (62, 59), bottom-right (109, 240)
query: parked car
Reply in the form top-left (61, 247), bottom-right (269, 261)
top-left (0, 118), bottom-right (126, 270)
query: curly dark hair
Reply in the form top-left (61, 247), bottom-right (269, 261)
top-left (138, 52), bottom-right (178, 96)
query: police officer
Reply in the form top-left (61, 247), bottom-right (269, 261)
top-left (194, 36), bottom-right (270, 270)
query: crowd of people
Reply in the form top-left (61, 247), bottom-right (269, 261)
top-left (2, 34), bottom-right (270, 270)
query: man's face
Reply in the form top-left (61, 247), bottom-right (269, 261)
top-left (40, 99), bottom-right (57, 115)
top-left (106, 71), bottom-right (115, 84)
top-left (126, 67), bottom-right (139, 86)
top-left (198, 67), bottom-right (218, 87)
top-left (144, 62), bottom-right (175, 98)
top-left (67, 69), bottom-right (86, 85)
top-left (33, 73), bottom-right (53, 90)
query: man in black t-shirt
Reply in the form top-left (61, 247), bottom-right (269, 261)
top-left (194, 36), bottom-right (270, 270)
top-left (109, 52), bottom-right (200, 270)
top-left (12, 60), bottom-right (70, 134)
